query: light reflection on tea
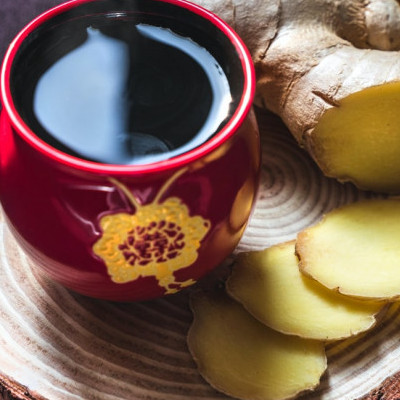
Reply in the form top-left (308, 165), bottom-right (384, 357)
top-left (33, 22), bottom-right (233, 165)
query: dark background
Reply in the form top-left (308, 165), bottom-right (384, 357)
top-left (0, 1), bottom-right (66, 113)
top-left (0, 0), bottom-right (66, 68)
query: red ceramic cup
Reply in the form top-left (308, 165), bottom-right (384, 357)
top-left (0, 0), bottom-right (260, 301)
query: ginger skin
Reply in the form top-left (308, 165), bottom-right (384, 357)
top-left (193, 0), bottom-right (400, 193)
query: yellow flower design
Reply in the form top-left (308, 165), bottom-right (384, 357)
top-left (93, 168), bottom-right (211, 294)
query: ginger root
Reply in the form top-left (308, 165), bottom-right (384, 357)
top-left (227, 241), bottom-right (384, 340)
top-left (296, 199), bottom-right (400, 300)
top-left (188, 289), bottom-right (327, 400)
top-left (193, 0), bottom-right (400, 193)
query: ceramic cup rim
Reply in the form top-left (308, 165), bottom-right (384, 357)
top-left (0, 0), bottom-right (255, 176)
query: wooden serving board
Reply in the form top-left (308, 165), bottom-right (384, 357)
top-left (3, 1), bottom-right (400, 397)
top-left (0, 107), bottom-right (399, 400)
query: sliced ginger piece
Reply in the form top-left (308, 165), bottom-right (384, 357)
top-left (187, 289), bottom-right (327, 400)
top-left (297, 198), bottom-right (400, 300)
top-left (311, 82), bottom-right (400, 192)
top-left (226, 241), bottom-right (384, 340)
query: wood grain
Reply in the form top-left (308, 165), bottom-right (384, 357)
top-left (360, 371), bottom-right (400, 400)
top-left (0, 108), bottom-right (398, 400)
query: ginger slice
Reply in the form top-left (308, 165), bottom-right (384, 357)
top-left (296, 199), bottom-right (400, 300)
top-left (226, 242), bottom-right (384, 340)
top-left (310, 82), bottom-right (400, 192)
top-left (187, 289), bottom-right (327, 400)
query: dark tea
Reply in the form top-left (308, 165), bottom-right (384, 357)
top-left (10, 1), bottom-right (244, 165)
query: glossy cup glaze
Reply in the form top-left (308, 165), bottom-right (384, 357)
top-left (0, 0), bottom-right (260, 301)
